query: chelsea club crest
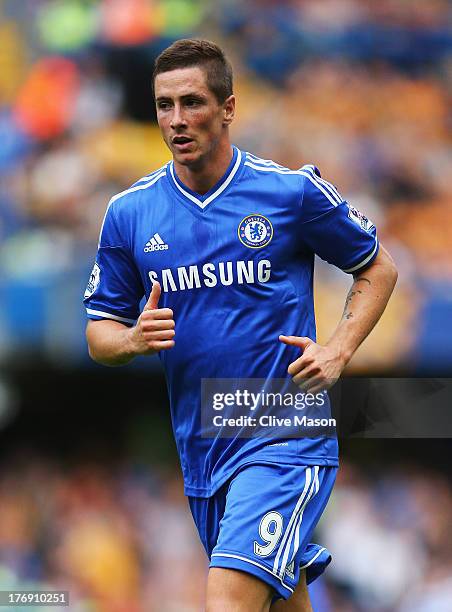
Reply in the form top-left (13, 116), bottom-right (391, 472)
top-left (238, 214), bottom-right (273, 249)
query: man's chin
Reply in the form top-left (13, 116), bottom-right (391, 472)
top-left (173, 149), bottom-right (201, 167)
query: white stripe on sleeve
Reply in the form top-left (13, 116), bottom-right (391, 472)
top-left (343, 239), bottom-right (379, 273)
top-left (86, 309), bottom-right (135, 324)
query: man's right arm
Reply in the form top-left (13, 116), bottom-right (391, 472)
top-left (86, 281), bottom-right (175, 366)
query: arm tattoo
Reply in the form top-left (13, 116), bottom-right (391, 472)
top-left (342, 276), bottom-right (371, 320)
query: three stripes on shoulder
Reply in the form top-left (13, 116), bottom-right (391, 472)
top-left (244, 155), bottom-right (344, 208)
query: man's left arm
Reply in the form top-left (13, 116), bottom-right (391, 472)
top-left (279, 244), bottom-right (398, 392)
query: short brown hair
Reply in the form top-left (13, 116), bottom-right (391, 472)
top-left (153, 39), bottom-right (233, 103)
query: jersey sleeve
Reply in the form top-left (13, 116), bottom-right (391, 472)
top-left (299, 165), bottom-right (379, 273)
top-left (83, 201), bottom-right (144, 325)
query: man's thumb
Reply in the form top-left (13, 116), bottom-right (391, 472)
top-left (279, 335), bottom-right (313, 350)
top-left (144, 281), bottom-right (161, 310)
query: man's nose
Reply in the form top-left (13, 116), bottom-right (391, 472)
top-left (170, 105), bottom-right (187, 130)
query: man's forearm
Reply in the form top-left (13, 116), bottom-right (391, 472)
top-left (86, 320), bottom-right (139, 366)
top-left (326, 245), bottom-right (398, 366)
top-left (86, 282), bottom-right (176, 366)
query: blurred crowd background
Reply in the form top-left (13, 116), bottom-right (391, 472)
top-left (0, 0), bottom-right (451, 610)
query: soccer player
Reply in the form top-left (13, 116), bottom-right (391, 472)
top-left (84, 39), bottom-right (397, 611)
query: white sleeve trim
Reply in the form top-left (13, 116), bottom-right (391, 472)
top-left (86, 308), bottom-right (135, 324)
top-left (343, 239), bottom-right (379, 273)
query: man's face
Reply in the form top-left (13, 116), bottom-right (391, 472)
top-left (154, 66), bottom-right (234, 167)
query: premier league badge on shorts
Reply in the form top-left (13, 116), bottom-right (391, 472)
top-left (238, 214), bottom-right (273, 249)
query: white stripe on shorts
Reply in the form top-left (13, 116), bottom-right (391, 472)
top-left (211, 553), bottom-right (294, 595)
top-left (279, 469), bottom-right (320, 578)
top-left (273, 467), bottom-right (314, 574)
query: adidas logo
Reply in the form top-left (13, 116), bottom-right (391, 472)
top-left (144, 233), bottom-right (169, 252)
top-left (285, 560), bottom-right (295, 580)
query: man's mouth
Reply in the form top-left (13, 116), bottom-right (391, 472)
top-left (172, 136), bottom-right (194, 146)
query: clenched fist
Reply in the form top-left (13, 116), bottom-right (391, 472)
top-left (128, 281), bottom-right (175, 355)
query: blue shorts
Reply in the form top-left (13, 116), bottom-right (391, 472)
top-left (189, 462), bottom-right (336, 600)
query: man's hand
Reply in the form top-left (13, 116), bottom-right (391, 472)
top-left (279, 335), bottom-right (345, 394)
top-left (128, 281), bottom-right (175, 355)
top-left (279, 246), bottom-right (398, 393)
top-left (86, 281), bottom-right (175, 366)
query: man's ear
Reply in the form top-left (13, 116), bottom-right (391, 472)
top-left (223, 95), bottom-right (235, 126)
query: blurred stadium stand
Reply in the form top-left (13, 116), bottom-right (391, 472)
top-left (0, 1), bottom-right (451, 610)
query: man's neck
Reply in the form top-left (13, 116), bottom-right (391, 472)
top-left (173, 142), bottom-right (234, 195)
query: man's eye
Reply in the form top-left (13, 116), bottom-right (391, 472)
top-left (158, 102), bottom-right (171, 110)
top-left (186, 99), bottom-right (200, 106)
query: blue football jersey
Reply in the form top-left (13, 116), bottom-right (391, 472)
top-left (84, 147), bottom-right (378, 496)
